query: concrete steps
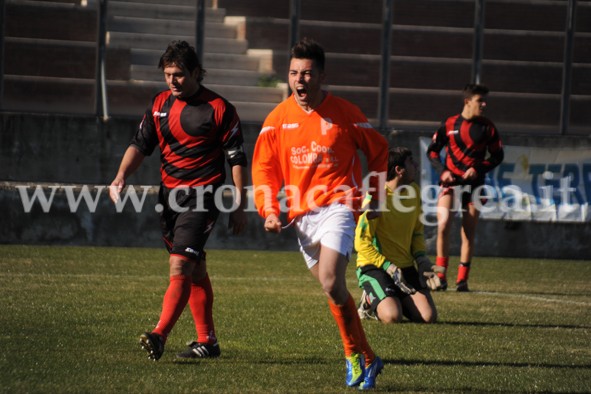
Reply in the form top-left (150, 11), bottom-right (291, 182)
top-left (109, 32), bottom-right (249, 54)
top-left (108, 15), bottom-right (237, 38)
top-left (3, 0), bottom-right (590, 132)
top-left (105, 0), bottom-right (285, 121)
top-left (105, 81), bottom-right (284, 121)
top-left (112, 0), bottom-right (212, 6)
top-left (130, 65), bottom-right (263, 86)
top-left (107, 1), bottom-right (225, 22)
top-left (2, 75), bottom-right (284, 123)
top-left (128, 48), bottom-right (263, 71)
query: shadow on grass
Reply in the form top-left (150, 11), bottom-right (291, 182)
top-left (173, 355), bottom-right (335, 365)
top-left (383, 357), bottom-right (591, 370)
top-left (439, 319), bottom-right (591, 330)
top-left (172, 351), bottom-right (591, 370)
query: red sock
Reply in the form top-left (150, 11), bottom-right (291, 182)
top-left (436, 256), bottom-right (449, 280)
top-left (153, 274), bottom-right (191, 340)
top-left (188, 273), bottom-right (217, 344)
top-left (457, 262), bottom-right (471, 283)
top-left (328, 294), bottom-right (375, 364)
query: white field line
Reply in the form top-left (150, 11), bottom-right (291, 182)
top-left (472, 290), bottom-right (591, 306)
top-left (1, 272), bottom-right (589, 306)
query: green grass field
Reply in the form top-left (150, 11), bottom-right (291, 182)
top-left (1, 245), bottom-right (590, 393)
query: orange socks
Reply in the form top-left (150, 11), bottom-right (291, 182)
top-left (188, 273), bottom-right (217, 344)
top-left (153, 274), bottom-right (192, 340)
top-left (328, 294), bottom-right (375, 364)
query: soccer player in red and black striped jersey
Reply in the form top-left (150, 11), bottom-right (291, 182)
top-left (426, 84), bottom-right (504, 292)
top-left (109, 41), bottom-right (248, 360)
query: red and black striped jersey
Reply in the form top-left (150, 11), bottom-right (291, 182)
top-left (426, 114), bottom-right (504, 184)
top-left (130, 86), bottom-right (246, 188)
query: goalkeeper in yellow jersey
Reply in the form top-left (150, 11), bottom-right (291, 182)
top-left (355, 147), bottom-right (445, 324)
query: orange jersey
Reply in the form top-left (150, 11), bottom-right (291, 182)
top-left (252, 93), bottom-right (388, 221)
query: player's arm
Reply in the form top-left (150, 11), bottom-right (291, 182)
top-left (350, 111), bottom-right (388, 201)
top-left (216, 105), bottom-right (250, 234)
top-left (354, 212), bottom-right (388, 268)
top-left (109, 145), bottom-right (145, 203)
top-left (251, 125), bottom-right (283, 232)
top-left (110, 106), bottom-right (158, 203)
top-left (228, 163), bottom-right (248, 234)
top-left (476, 124), bottom-right (504, 174)
top-left (426, 125), bottom-right (455, 184)
top-left (355, 211), bottom-right (416, 294)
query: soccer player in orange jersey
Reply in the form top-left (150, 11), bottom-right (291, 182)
top-left (252, 38), bottom-right (387, 390)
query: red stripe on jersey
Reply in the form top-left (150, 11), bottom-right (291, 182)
top-left (161, 170), bottom-right (224, 189)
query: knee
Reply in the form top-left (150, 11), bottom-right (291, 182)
top-left (438, 218), bottom-right (452, 234)
top-left (321, 281), bottom-right (348, 305)
top-left (169, 255), bottom-right (196, 277)
top-left (323, 286), bottom-right (345, 304)
top-left (379, 311), bottom-right (402, 324)
top-left (191, 257), bottom-right (207, 282)
top-left (376, 304), bottom-right (402, 324)
top-left (415, 308), bottom-right (437, 324)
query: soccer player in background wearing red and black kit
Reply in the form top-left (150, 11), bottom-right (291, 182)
top-left (426, 84), bottom-right (503, 292)
top-left (109, 41), bottom-right (248, 361)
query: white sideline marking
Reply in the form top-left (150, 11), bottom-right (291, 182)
top-left (472, 290), bottom-right (591, 306)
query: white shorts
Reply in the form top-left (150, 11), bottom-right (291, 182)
top-left (294, 203), bottom-right (355, 269)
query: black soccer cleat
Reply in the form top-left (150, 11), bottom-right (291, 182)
top-left (176, 341), bottom-right (221, 359)
top-left (139, 332), bottom-right (165, 361)
top-left (456, 280), bottom-right (469, 292)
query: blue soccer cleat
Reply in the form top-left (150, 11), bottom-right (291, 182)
top-left (345, 353), bottom-right (365, 387)
top-left (358, 356), bottom-right (384, 390)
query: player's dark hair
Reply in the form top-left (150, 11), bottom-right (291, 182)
top-left (387, 147), bottom-right (413, 181)
top-left (463, 83), bottom-right (489, 100)
top-left (290, 38), bottom-right (325, 71)
top-left (159, 40), bottom-right (205, 82)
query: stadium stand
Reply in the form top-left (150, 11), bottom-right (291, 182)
top-left (4, 0), bottom-right (127, 114)
top-left (1, 0), bottom-right (590, 256)
top-left (218, 0), bottom-right (591, 134)
top-left (2, 0), bottom-right (285, 122)
top-left (2, 0), bottom-right (590, 133)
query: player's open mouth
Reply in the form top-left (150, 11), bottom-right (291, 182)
top-left (296, 87), bottom-right (307, 99)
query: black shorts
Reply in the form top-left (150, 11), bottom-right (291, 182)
top-left (357, 266), bottom-right (424, 313)
top-left (440, 180), bottom-right (488, 209)
top-left (158, 185), bottom-right (220, 261)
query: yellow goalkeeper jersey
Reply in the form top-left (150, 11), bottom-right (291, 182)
top-left (355, 182), bottom-right (426, 270)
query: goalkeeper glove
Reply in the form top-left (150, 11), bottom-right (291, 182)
top-left (416, 255), bottom-right (446, 291)
top-left (385, 263), bottom-right (416, 295)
